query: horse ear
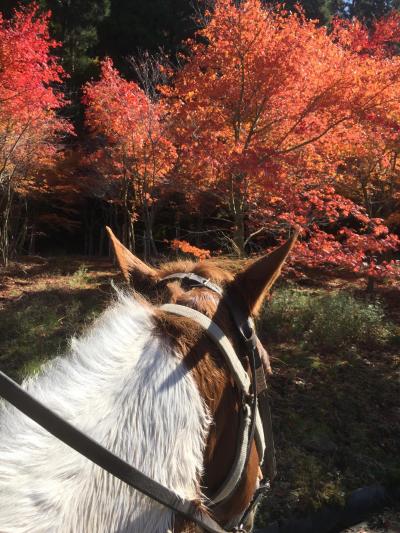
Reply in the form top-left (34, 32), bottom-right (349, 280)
top-left (232, 229), bottom-right (299, 315)
top-left (106, 226), bottom-right (158, 286)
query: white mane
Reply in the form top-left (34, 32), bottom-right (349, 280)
top-left (0, 293), bottom-right (210, 533)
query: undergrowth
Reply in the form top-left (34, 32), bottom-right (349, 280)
top-left (68, 264), bottom-right (91, 287)
top-left (261, 287), bottom-right (398, 351)
top-left (256, 286), bottom-right (400, 525)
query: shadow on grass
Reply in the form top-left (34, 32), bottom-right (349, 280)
top-left (0, 284), bottom-right (112, 382)
top-left (256, 341), bottom-right (400, 525)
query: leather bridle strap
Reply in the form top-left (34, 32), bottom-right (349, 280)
top-left (161, 272), bottom-right (224, 296)
top-left (160, 304), bottom-right (251, 393)
top-left (0, 370), bottom-right (230, 533)
top-left (159, 302), bottom-right (265, 463)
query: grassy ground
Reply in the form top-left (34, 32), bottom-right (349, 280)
top-left (0, 256), bottom-right (399, 531)
top-left (0, 257), bottom-right (116, 380)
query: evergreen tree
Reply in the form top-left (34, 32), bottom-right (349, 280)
top-left (46, 0), bottom-right (110, 81)
top-left (346, 0), bottom-right (391, 21)
top-left (273, 0), bottom-right (338, 24)
top-left (0, 0), bottom-right (110, 81)
top-left (98, 0), bottom-right (200, 75)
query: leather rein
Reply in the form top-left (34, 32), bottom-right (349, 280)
top-left (0, 272), bottom-right (276, 533)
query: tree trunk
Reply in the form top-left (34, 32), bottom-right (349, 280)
top-left (366, 275), bottom-right (375, 293)
top-left (29, 224), bottom-right (36, 255)
top-left (128, 218), bottom-right (135, 252)
top-left (0, 180), bottom-right (13, 266)
top-left (229, 173), bottom-right (247, 257)
top-left (14, 210), bottom-right (28, 256)
top-left (233, 210), bottom-right (245, 257)
top-left (142, 197), bottom-right (157, 261)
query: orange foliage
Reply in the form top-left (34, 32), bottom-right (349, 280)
top-left (0, 5), bottom-right (71, 183)
top-left (83, 59), bottom-right (176, 196)
top-left (2, 0), bottom-right (397, 279)
top-left (83, 58), bottom-right (176, 252)
top-left (161, 0), bottom-right (400, 277)
top-left (170, 239), bottom-right (211, 260)
top-left (166, 1), bottom-right (379, 188)
top-left (0, 4), bottom-right (72, 262)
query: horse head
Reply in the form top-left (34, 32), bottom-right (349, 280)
top-left (0, 228), bottom-right (297, 533)
top-left (106, 227), bottom-right (298, 532)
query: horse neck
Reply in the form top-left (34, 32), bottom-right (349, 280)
top-left (0, 294), bottom-right (210, 533)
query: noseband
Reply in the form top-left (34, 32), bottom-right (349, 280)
top-left (0, 272), bottom-right (276, 533)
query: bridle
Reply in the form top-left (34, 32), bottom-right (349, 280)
top-left (158, 273), bottom-right (276, 526)
top-left (0, 272), bottom-right (276, 533)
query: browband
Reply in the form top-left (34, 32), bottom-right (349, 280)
top-left (161, 272), bottom-right (224, 296)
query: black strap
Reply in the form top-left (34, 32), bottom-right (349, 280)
top-left (161, 272), bottom-right (224, 296)
top-left (0, 370), bottom-right (229, 533)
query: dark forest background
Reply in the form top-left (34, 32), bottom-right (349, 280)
top-left (2, 0), bottom-right (400, 123)
top-left (2, 0), bottom-right (400, 257)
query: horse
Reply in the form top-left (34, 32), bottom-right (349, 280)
top-left (0, 227), bottom-right (297, 533)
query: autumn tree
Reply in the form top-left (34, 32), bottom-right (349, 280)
top-left (162, 0), bottom-right (399, 284)
top-left (329, 15), bottom-right (400, 226)
top-left (83, 58), bottom-right (176, 257)
top-left (0, 4), bottom-right (72, 265)
top-left (166, 1), bottom-right (358, 252)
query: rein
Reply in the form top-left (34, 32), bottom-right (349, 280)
top-left (0, 370), bottom-right (227, 533)
top-left (0, 273), bottom-right (276, 533)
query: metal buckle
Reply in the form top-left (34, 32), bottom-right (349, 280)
top-left (236, 480), bottom-right (271, 531)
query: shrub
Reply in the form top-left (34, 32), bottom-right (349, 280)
top-left (69, 264), bottom-right (90, 287)
top-left (262, 288), bottom-right (394, 351)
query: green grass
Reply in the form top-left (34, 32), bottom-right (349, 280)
top-left (256, 342), bottom-right (400, 522)
top-left (0, 270), bottom-right (110, 381)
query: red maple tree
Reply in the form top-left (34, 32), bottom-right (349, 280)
top-left (160, 0), bottom-right (399, 282)
top-left (0, 4), bottom-right (72, 264)
top-left (83, 58), bottom-right (176, 257)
